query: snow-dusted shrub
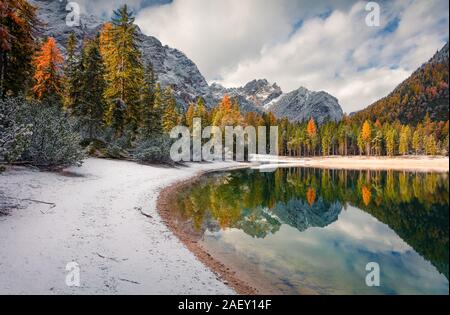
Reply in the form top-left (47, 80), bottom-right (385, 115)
top-left (133, 134), bottom-right (174, 164)
top-left (21, 104), bottom-right (85, 168)
top-left (0, 97), bottom-right (32, 163)
top-left (100, 127), bottom-right (132, 159)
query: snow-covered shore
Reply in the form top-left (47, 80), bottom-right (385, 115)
top-left (0, 158), bottom-right (237, 295)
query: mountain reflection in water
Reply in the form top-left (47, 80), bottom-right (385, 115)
top-left (172, 167), bottom-right (449, 294)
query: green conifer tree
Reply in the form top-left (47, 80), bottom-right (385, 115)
top-left (73, 39), bottom-right (107, 139)
top-left (162, 86), bottom-right (178, 133)
top-left (102, 5), bottom-right (145, 129)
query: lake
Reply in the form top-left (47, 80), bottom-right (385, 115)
top-left (171, 167), bottom-right (449, 294)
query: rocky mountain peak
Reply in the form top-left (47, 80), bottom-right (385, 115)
top-left (267, 86), bottom-right (343, 124)
top-left (30, 0), bottom-right (210, 110)
top-left (429, 41), bottom-right (449, 65)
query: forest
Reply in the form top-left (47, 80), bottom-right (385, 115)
top-left (1, 0), bottom-right (449, 170)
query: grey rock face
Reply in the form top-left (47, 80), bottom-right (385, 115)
top-left (266, 87), bottom-right (344, 124)
top-left (30, 0), bottom-right (210, 110)
top-left (210, 79), bottom-right (282, 113)
top-left (428, 42), bottom-right (449, 66)
top-left (30, 0), bottom-right (344, 122)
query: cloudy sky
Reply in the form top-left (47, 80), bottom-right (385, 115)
top-left (79, 0), bottom-right (448, 113)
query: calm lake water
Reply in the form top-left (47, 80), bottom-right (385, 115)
top-left (172, 167), bottom-right (449, 294)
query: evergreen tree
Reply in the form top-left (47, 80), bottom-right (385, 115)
top-left (194, 97), bottom-right (208, 126)
top-left (399, 125), bottom-right (411, 155)
top-left (425, 135), bottom-right (437, 155)
top-left (140, 62), bottom-right (162, 137)
top-left (162, 86), bottom-right (178, 133)
top-left (357, 132), bottom-right (365, 156)
top-left (372, 129), bottom-right (383, 156)
top-left (321, 123), bottom-right (333, 156)
top-left (100, 5), bottom-right (145, 129)
top-left (185, 103), bottom-right (195, 130)
top-left (385, 128), bottom-right (397, 156)
top-left (412, 128), bottom-right (422, 154)
top-left (73, 39), bottom-right (107, 139)
top-left (64, 32), bottom-right (79, 109)
top-left (106, 99), bottom-right (127, 138)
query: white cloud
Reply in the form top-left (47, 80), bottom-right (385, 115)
top-left (136, 0), bottom-right (296, 79)
top-left (136, 0), bottom-right (449, 113)
top-left (76, 0), bottom-right (144, 17)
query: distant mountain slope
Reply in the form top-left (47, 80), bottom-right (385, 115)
top-left (30, 0), bottom-right (211, 109)
top-left (210, 79), bottom-right (282, 113)
top-left (212, 80), bottom-right (344, 123)
top-left (266, 87), bottom-right (344, 124)
top-left (30, 0), bottom-right (344, 122)
top-left (353, 42), bottom-right (449, 124)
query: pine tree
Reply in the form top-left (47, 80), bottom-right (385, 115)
top-left (385, 128), bottom-right (397, 156)
top-left (194, 97), bottom-right (208, 126)
top-left (412, 128), bottom-right (422, 154)
top-left (357, 132), bottom-right (365, 156)
top-left (0, 0), bottom-right (40, 98)
top-left (425, 135), bottom-right (437, 155)
top-left (140, 62), bottom-right (162, 137)
top-left (321, 123), bottom-right (333, 156)
top-left (372, 129), bottom-right (383, 156)
top-left (100, 5), bottom-right (145, 129)
top-left (162, 86), bottom-right (178, 133)
top-left (185, 103), bottom-right (195, 130)
top-left (399, 125), bottom-right (411, 155)
top-left (73, 38), bottom-right (107, 139)
top-left (32, 37), bottom-right (64, 103)
top-left (64, 32), bottom-right (79, 108)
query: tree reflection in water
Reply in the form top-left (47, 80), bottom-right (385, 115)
top-left (174, 168), bottom-right (449, 280)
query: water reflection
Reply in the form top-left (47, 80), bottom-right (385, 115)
top-left (173, 168), bottom-right (449, 294)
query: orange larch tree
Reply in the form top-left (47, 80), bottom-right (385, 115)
top-left (361, 120), bottom-right (372, 156)
top-left (32, 37), bottom-right (64, 101)
top-left (0, 0), bottom-right (39, 98)
top-left (306, 117), bottom-right (318, 155)
top-left (307, 117), bottom-right (317, 138)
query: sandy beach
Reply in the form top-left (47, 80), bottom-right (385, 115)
top-left (0, 158), bottom-right (237, 295)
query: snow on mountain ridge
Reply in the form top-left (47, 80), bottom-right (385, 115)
top-left (30, 0), bottom-right (344, 122)
top-left (267, 86), bottom-right (344, 124)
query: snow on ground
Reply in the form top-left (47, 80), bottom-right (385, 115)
top-left (0, 158), bottom-right (236, 295)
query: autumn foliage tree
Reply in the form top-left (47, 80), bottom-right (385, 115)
top-left (212, 95), bottom-right (243, 128)
top-left (306, 117), bottom-right (318, 155)
top-left (32, 37), bottom-right (64, 102)
top-left (361, 120), bottom-right (372, 156)
top-left (0, 0), bottom-right (40, 98)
